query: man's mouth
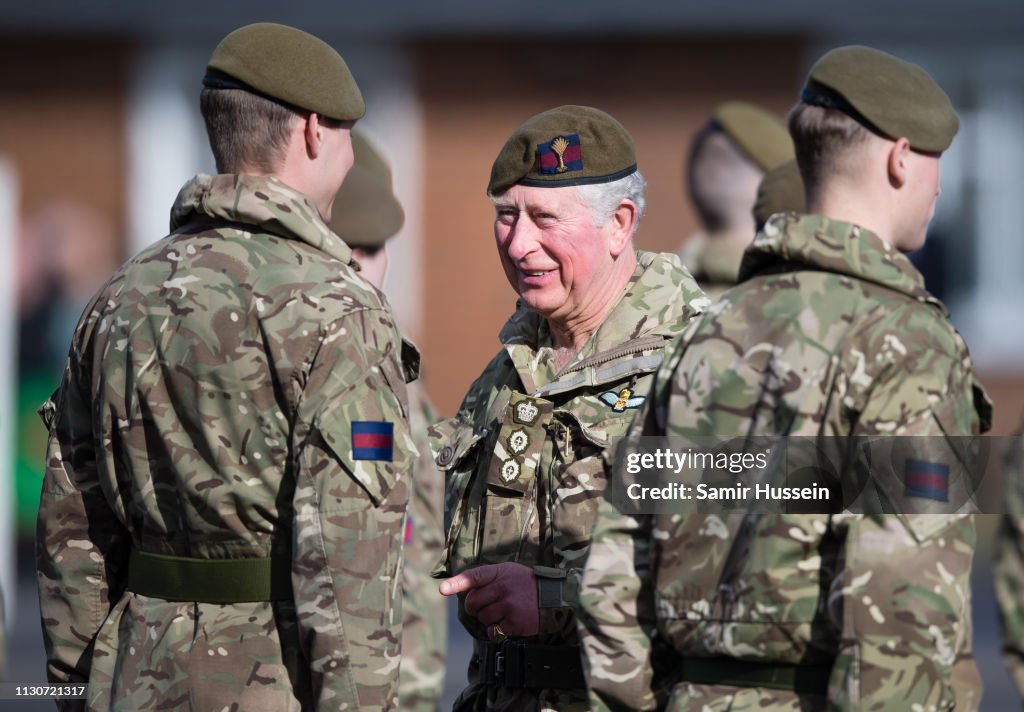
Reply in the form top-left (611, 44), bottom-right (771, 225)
top-left (519, 268), bottom-right (555, 286)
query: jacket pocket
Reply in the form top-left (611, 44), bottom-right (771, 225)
top-left (432, 417), bottom-right (485, 576)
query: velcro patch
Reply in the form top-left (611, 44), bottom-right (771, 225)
top-left (352, 421), bottom-right (394, 461)
top-left (537, 134), bottom-right (583, 175)
top-left (904, 459), bottom-right (949, 501)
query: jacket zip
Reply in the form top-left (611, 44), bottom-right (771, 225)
top-left (557, 335), bottom-right (667, 377)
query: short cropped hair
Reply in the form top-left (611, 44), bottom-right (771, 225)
top-left (687, 127), bottom-right (763, 233)
top-left (200, 88), bottom-right (302, 174)
top-left (788, 103), bottom-right (871, 199)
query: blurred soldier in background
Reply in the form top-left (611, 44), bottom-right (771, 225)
top-left (329, 130), bottom-right (448, 711)
top-left (752, 158), bottom-right (805, 232)
top-left (580, 45), bottom-right (992, 710)
top-left (36, 23), bottom-right (415, 710)
top-left (432, 105), bottom-right (708, 710)
top-left (679, 101), bottom-right (794, 300)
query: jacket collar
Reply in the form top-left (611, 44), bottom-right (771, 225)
top-left (170, 174), bottom-right (355, 266)
top-left (740, 213), bottom-right (944, 312)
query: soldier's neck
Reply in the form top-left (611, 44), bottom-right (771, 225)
top-left (550, 345), bottom-right (580, 373)
top-left (810, 184), bottom-right (896, 249)
top-left (545, 250), bottom-right (637, 371)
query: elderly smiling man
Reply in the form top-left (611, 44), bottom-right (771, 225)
top-left (432, 105), bottom-right (708, 711)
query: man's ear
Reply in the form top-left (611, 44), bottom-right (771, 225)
top-left (304, 113), bottom-right (324, 160)
top-left (887, 137), bottom-right (912, 189)
top-left (607, 200), bottom-right (638, 257)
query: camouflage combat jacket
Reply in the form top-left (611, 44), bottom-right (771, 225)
top-left (994, 431), bottom-right (1024, 698)
top-left (37, 174), bottom-right (417, 712)
top-left (434, 251), bottom-right (707, 711)
top-left (400, 381), bottom-right (448, 711)
top-left (580, 213), bottom-right (993, 711)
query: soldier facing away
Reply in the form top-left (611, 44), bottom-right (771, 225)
top-left (36, 23), bottom-right (416, 711)
top-left (431, 105), bottom-right (708, 711)
top-left (329, 130), bottom-right (448, 711)
top-left (580, 46), bottom-right (992, 711)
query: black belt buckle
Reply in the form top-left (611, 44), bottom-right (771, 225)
top-left (479, 640), bottom-right (524, 687)
top-left (502, 641), bottom-right (526, 687)
top-left (475, 639), bottom-right (585, 690)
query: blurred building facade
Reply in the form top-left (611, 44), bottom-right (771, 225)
top-left (3, 5), bottom-right (1022, 435)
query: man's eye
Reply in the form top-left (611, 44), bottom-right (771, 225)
top-left (496, 211), bottom-right (517, 225)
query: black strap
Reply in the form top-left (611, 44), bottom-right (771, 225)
top-left (800, 80), bottom-right (885, 139)
top-left (473, 639), bottom-right (586, 690)
top-left (680, 656), bottom-right (832, 695)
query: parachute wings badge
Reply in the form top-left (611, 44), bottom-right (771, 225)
top-left (599, 387), bottom-right (645, 413)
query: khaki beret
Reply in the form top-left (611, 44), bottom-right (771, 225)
top-left (204, 23), bottom-right (365, 122)
top-left (487, 105), bottom-right (636, 195)
top-left (330, 131), bottom-right (404, 248)
top-left (712, 101), bottom-right (794, 172)
top-left (753, 159), bottom-right (805, 227)
top-left (801, 45), bottom-right (958, 153)
top-left (352, 131), bottom-right (393, 187)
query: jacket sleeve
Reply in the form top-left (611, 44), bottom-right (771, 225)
top-left (827, 338), bottom-right (984, 710)
top-left (291, 307), bottom-right (415, 711)
top-left (36, 349), bottom-right (131, 708)
top-left (578, 501), bottom-right (659, 711)
top-left (578, 386), bottom-right (667, 712)
top-left (398, 386), bottom-right (449, 711)
top-left (995, 435), bottom-right (1024, 698)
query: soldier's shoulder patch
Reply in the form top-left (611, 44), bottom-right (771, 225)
top-left (904, 459), bottom-right (949, 501)
top-left (599, 388), bottom-right (645, 413)
top-left (352, 421), bottom-right (394, 461)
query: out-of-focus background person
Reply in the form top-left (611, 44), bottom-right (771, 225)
top-left (678, 101), bottom-right (793, 300)
top-left (2, 4), bottom-right (1024, 708)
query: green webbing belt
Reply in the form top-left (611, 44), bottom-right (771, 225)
top-left (127, 549), bottom-right (291, 603)
top-left (681, 657), bottom-right (832, 695)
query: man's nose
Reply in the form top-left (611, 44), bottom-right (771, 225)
top-left (505, 219), bottom-right (539, 261)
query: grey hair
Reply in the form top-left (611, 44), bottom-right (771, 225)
top-left (575, 170), bottom-right (647, 233)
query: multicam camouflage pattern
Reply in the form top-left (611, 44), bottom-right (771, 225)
top-left (433, 251), bottom-right (708, 711)
top-left (37, 173), bottom-right (416, 711)
top-left (400, 381), bottom-right (448, 711)
top-left (580, 213), bottom-right (992, 711)
top-left (995, 430), bottom-right (1024, 697)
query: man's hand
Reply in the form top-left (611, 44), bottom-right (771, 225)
top-left (440, 562), bottom-right (539, 638)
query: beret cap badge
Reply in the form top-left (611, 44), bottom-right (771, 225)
top-left (538, 134), bottom-right (583, 176)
